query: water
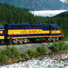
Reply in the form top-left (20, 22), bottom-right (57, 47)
top-left (0, 59), bottom-right (68, 68)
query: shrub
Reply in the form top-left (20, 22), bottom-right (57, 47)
top-left (37, 45), bottom-right (47, 55)
top-left (5, 46), bottom-right (12, 57)
top-left (64, 45), bottom-right (68, 50)
top-left (5, 46), bottom-right (20, 59)
top-left (59, 42), bottom-right (65, 50)
top-left (11, 46), bottom-right (20, 59)
top-left (0, 53), bottom-right (8, 64)
top-left (21, 52), bottom-right (30, 60)
top-left (0, 49), bottom-right (6, 55)
top-left (51, 42), bottom-right (60, 52)
top-left (27, 49), bottom-right (39, 57)
top-left (51, 42), bottom-right (65, 52)
top-left (0, 46), bottom-right (20, 64)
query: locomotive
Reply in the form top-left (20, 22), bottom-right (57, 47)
top-left (0, 23), bottom-right (64, 44)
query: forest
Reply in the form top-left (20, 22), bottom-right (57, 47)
top-left (0, 3), bottom-right (68, 39)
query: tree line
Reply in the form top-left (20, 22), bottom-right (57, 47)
top-left (0, 3), bottom-right (68, 30)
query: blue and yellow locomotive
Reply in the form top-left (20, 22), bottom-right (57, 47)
top-left (0, 23), bottom-right (64, 44)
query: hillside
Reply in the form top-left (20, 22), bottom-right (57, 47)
top-left (55, 11), bottom-right (68, 17)
top-left (0, 0), bottom-right (67, 10)
top-left (0, 3), bottom-right (35, 25)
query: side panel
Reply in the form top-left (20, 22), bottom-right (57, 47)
top-left (50, 29), bottom-right (63, 37)
top-left (6, 29), bottom-right (50, 39)
top-left (5, 28), bottom-right (63, 39)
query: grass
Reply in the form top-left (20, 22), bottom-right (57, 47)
top-left (0, 45), bottom-right (47, 65)
top-left (20, 46), bottom-right (47, 60)
top-left (63, 29), bottom-right (68, 40)
top-left (0, 42), bottom-right (68, 65)
top-left (0, 53), bottom-right (9, 64)
top-left (0, 46), bottom-right (21, 65)
top-left (27, 49), bottom-right (39, 57)
top-left (37, 45), bottom-right (47, 55)
top-left (5, 46), bottom-right (20, 59)
top-left (51, 42), bottom-right (67, 52)
top-left (64, 45), bottom-right (68, 50)
top-left (11, 46), bottom-right (20, 59)
top-left (21, 52), bottom-right (30, 60)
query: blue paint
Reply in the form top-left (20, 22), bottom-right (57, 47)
top-left (6, 34), bottom-right (61, 38)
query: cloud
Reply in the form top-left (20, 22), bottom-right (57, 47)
top-left (30, 10), bottom-right (68, 17)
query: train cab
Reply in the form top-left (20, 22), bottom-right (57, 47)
top-left (48, 24), bottom-right (64, 41)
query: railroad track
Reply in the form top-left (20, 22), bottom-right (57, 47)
top-left (0, 40), bottom-right (68, 46)
top-left (0, 40), bottom-right (68, 53)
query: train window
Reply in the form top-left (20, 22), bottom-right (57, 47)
top-left (30, 25), bottom-right (40, 28)
top-left (44, 25), bottom-right (49, 28)
top-left (11, 25), bottom-right (28, 29)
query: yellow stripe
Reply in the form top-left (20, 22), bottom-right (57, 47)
top-left (0, 29), bottom-right (4, 30)
top-left (51, 30), bottom-right (61, 34)
top-left (8, 29), bottom-right (49, 35)
top-left (7, 35), bottom-right (62, 39)
top-left (0, 36), bottom-right (4, 39)
top-left (7, 29), bottom-right (61, 35)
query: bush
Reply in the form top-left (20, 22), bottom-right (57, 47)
top-left (51, 42), bottom-right (60, 52)
top-left (37, 45), bottom-right (47, 55)
top-left (27, 49), bottom-right (39, 57)
top-left (0, 46), bottom-right (20, 64)
top-left (21, 52), bottom-right (30, 60)
top-left (0, 49), bottom-right (6, 55)
top-left (64, 45), bottom-right (68, 50)
top-left (5, 46), bottom-right (20, 59)
top-left (51, 42), bottom-right (65, 52)
top-left (5, 46), bottom-right (12, 57)
top-left (11, 46), bottom-right (20, 59)
top-left (0, 53), bottom-right (8, 64)
top-left (59, 42), bottom-right (65, 50)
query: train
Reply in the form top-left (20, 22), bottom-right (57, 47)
top-left (0, 23), bottom-right (64, 44)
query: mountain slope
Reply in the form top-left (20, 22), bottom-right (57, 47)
top-left (0, 3), bottom-right (35, 24)
top-left (0, 0), bottom-right (67, 10)
top-left (55, 11), bottom-right (68, 17)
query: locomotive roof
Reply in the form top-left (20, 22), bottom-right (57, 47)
top-left (5, 23), bottom-right (30, 25)
top-left (5, 23), bottom-right (49, 25)
top-left (50, 24), bottom-right (57, 28)
top-left (5, 23), bottom-right (57, 28)
top-left (0, 25), bottom-right (4, 29)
